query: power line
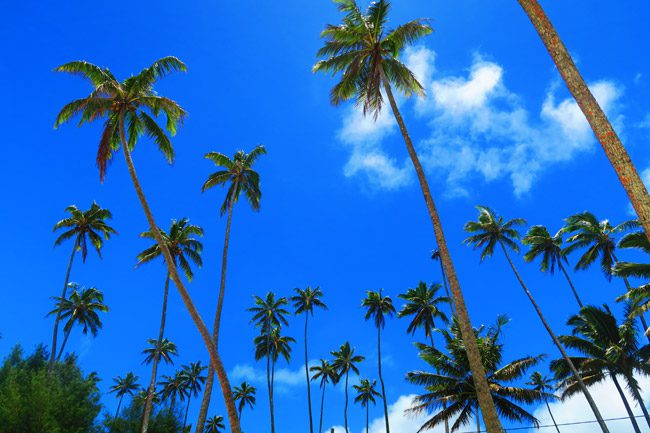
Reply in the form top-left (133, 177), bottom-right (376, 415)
top-left (455, 414), bottom-right (647, 433)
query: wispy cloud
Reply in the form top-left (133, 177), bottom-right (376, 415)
top-left (230, 361), bottom-right (319, 393)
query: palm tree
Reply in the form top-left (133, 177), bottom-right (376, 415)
top-left (353, 378), bottom-right (381, 433)
top-left (48, 285), bottom-right (108, 360)
top-left (50, 202), bottom-right (116, 368)
top-left (515, 0), bottom-right (650, 242)
top-left (398, 281), bottom-right (449, 346)
top-left (204, 415), bottom-right (225, 433)
top-left (523, 225), bottom-right (583, 307)
top-left (551, 305), bottom-right (650, 432)
top-left (407, 317), bottom-right (545, 433)
top-left (143, 338), bottom-right (178, 368)
top-left (160, 371), bottom-right (186, 413)
top-left (137, 218), bottom-right (203, 433)
top-left (331, 342), bottom-right (364, 433)
top-left (527, 372), bottom-right (561, 433)
top-left (233, 382), bottom-right (256, 421)
top-left (196, 145), bottom-right (266, 433)
top-left (109, 372), bottom-right (140, 429)
top-left (432, 249), bottom-right (455, 314)
top-left (310, 360), bottom-right (339, 433)
top-left (180, 362), bottom-right (207, 431)
top-left (361, 290), bottom-right (395, 433)
top-left (313, 3), bottom-right (501, 429)
top-left (134, 387), bottom-right (161, 408)
top-left (290, 286), bottom-right (327, 433)
top-left (248, 292), bottom-right (290, 433)
top-left (464, 206), bottom-right (609, 432)
top-left (53, 58), bottom-right (241, 433)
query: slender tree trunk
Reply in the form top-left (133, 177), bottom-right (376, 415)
top-left (612, 252), bottom-right (650, 343)
top-left (611, 374), bottom-right (642, 433)
top-left (304, 313), bottom-right (315, 433)
top-left (56, 329), bottom-right (71, 361)
top-left (117, 112), bottom-right (241, 433)
top-left (382, 78), bottom-right (504, 433)
top-left (112, 395), bottom-right (124, 432)
top-left (318, 384), bottom-right (326, 433)
top-left (476, 408), bottom-right (480, 433)
top-left (516, 0), bottom-right (650, 242)
top-left (558, 262), bottom-right (583, 308)
top-left (238, 407), bottom-right (242, 422)
top-left (183, 398), bottom-right (191, 431)
top-left (49, 236), bottom-right (78, 370)
top-left (438, 258), bottom-right (456, 315)
top-left (344, 370), bottom-right (349, 433)
top-left (627, 375), bottom-right (650, 428)
top-left (195, 201), bottom-right (235, 433)
top-left (377, 326), bottom-right (390, 433)
top-left (271, 357), bottom-right (276, 433)
top-left (543, 397), bottom-right (561, 433)
top-left (498, 242), bottom-right (610, 433)
top-left (366, 404), bottom-right (369, 433)
top-left (141, 273), bottom-right (171, 433)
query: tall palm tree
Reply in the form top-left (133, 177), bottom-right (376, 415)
top-left (159, 371), bottom-right (186, 414)
top-left (310, 359), bottom-right (339, 433)
top-left (464, 206), bottom-right (609, 432)
top-left (109, 372), bottom-right (140, 429)
top-left (432, 249), bottom-right (455, 314)
top-left (50, 202), bottom-right (116, 368)
top-left (196, 145), bottom-right (266, 433)
top-left (331, 342), bottom-right (364, 433)
top-left (143, 337), bottom-right (178, 413)
top-left (526, 372), bottom-right (561, 433)
top-left (137, 218), bottom-right (203, 433)
top-left (290, 286), bottom-right (327, 433)
top-left (313, 3), bottom-right (501, 429)
top-left (204, 415), bottom-right (225, 433)
top-left (407, 317), bottom-right (545, 433)
top-left (53, 58), bottom-right (241, 433)
top-left (523, 225), bottom-right (583, 308)
top-left (551, 305), bottom-right (650, 432)
top-left (361, 290), bottom-right (395, 433)
top-left (515, 0), bottom-right (650, 242)
top-left (398, 282), bottom-right (449, 346)
top-left (48, 285), bottom-right (108, 361)
top-left (353, 378), bottom-right (382, 433)
top-left (180, 362), bottom-right (207, 431)
top-left (233, 382), bottom-right (256, 421)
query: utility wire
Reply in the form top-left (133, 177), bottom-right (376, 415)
top-left (455, 414), bottom-right (647, 433)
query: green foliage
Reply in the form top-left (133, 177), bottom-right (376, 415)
top-left (100, 399), bottom-right (183, 433)
top-left (53, 202), bottom-right (117, 262)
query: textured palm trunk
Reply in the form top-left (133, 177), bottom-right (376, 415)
top-left (195, 201), bottom-right (235, 433)
top-left (141, 273), bottom-right (171, 433)
top-left (628, 374), bottom-right (650, 428)
top-left (611, 374), bottom-right (642, 433)
top-left (498, 242), bottom-right (610, 433)
top-left (56, 329), bottom-right (72, 361)
top-left (516, 0), bottom-right (650, 242)
top-left (304, 313), bottom-right (315, 433)
top-left (318, 383), bottom-right (326, 433)
top-left (543, 397), bottom-right (561, 433)
top-left (381, 78), bottom-right (504, 433)
top-left (343, 370), bottom-right (349, 433)
top-left (558, 262), bottom-right (583, 308)
top-left (377, 326), bottom-right (390, 433)
top-left (49, 236), bottom-right (79, 370)
top-left (112, 395), bottom-right (124, 432)
top-left (117, 112), bottom-right (241, 433)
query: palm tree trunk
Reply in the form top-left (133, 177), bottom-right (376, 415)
top-left (344, 370), bottom-right (349, 433)
top-left (627, 375), bottom-right (650, 428)
top-left (195, 201), bottom-right (235, 433)
top-left (611, 374), bottom-right (642, 433)
top-left (381, 77), bottom-right (504, 433)
top-left (476, 408), bottom-right (480, 433)
top-left (49, 236), bottom-right (79, 370)
top-left (366, 404), bottom-right (369, 433)
top-left (56, 329), bottom-right (71, 361)
top-left (377, 326), bottom-right (390, 433)
top-left (271, 356), bottom-right (277, 433)
top-left (438, 257), bottom-right (456, 315)
top-left (183, 398), bottom-right (191, 431)
top-left (558, 262), bottom-right (583, 308)
top-left (112, 395), bottom-right (124, 432)
top-left (141, 273), bottom-right (171, 433)
top-left (516, 0), bottom-right (650, 243)
top-left (318, 384), bottom-right (326, 433)
top-left (543, 397), bottom-right (561, 433)
top-left (304, 313), bottom-right (315, 433)
top-left (117, 111), bottom-right (242, 433)
top-left (498, 242), bottom-right (610, 433)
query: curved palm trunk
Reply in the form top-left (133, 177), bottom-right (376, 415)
top-left (498, 242), bottom-right (610, 433)
top-left (318, 383), bottom-right (326, 433)
top-left (558, 262), bottom-right (583, 308)
top-left (195, 201), bottom-right (235, 433)
top-left (611, 374), bottom-right (642, 433)
top-left (141, 273), bottom-right (171, 433)
top-left (117, 112), bottom-right (241, 433)
top-left (304, 314), bottom-right (315, 433)
top-left (183, 398), bottom-right (192, 431)
top-left (377, 326), bottom-right (390, 433)
top-left (343, 370), bottom-right (349, 433)
top-left (382, 78), bottom-right (503, 433)
top-left (516, 0), bottom-right (650, 243)
top-left (111, 395), bottom-right (125, 432)
top-left (627, 375), bottom-right (650, 428)
top-left (56, 329), bottom-right (72, 361)
top-left (49, 236), bottom-right (79, 370)
top-left (543, 397), bottom-right (561, 433)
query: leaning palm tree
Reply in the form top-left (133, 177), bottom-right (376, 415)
top-left (290, 286), bottom-right (327, 433)
top-left (523, 225), bottom-right (583, 307)
top-left (527, 372), bottom-right (561, 433)
top-left (180, 362), bottom-right (207, 431)
top-left (233, 382), bottom-right (256, 421)
top-left (159, 371), bottom-right (186, 414)
top-left (398, 281), bottom-right (449, 346)
top-left (313, 3), bottom-right (501, 429)
top-left (196, 145), bottom-right (266, 433)
top-left (353, 378), bottom-right (382, 433)
top-left (109, 372), bottom-right (140, 428)
top-left (331, 342), bottom-right (364, 433)
top-left (551, 305), bottom-right (650, 432)
top-left (515, 0), bottom-right (650, 242)
top-left (50, 202), bottom-right (116, 368)
top-left (361, 290), bottom-right (395, 433)
top-left (204, 415), bottom-right (225, 433)
top-left (310, 359), bottom-right (339, 433)
top-left (48, 285), bottom-right (109, 361)
top-left (53, 58), bottom-right (241, 433)
top-left (464, 206), bottom-right (608, 432)
top-left (137, 218), bottom-right (203, 433)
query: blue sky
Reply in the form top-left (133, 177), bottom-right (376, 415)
top-left (1, 1), bottom-right (650, 432)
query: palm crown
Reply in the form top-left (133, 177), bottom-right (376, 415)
top-left (254, 328), bottom-right (295, 363)
top-left (361, 290), bottom-right (396, 329)
top-left (398, 281), bottom-right (449, 341)
top-left (526, 372), bottom-right (555, 395)
top-left (159, 370), bottom-right (187, 406)
top-left (353, 378), bottom-right (381, 407)
top-left (331, 342), bottom-right (364, 376)
top-left (53, 202), bottom-right (117, 261)
top-left (233, 382), bottom-right (256, 414)
top-left (522, 225), bottom-right (567, 274)
top-left (143, 338), bottom-right (178, 365)
top-left (49, 285), bottom-right (108, 336)
top-left (464, 206), bottom-right (526, 260)
top-left (204, 415), bottom-right (226, 433)
top-left (109, 372), bottom-right (140, 398)
top-left (181, 361), bottom-right (207, 398)
top-left (291, 286), bottom-right (327, 316)
top-left (310, 359), bottom-right (339, 387)
top-left (249, 292), bottom-right (290, 332)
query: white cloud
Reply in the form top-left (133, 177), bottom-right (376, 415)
top-left (230, 361), bottom-right (318, 391)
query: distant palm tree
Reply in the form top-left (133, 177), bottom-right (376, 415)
top-left (523, 225), bottom-right (583, 307)
top-left (180, 362), bottom-right (207, 431)
top-left (233, 382), bottom-right (256, 421)
top-left (432, 249), bottom-right (455, 315)
top-left (527, 372), bottom-right (561, 433)
top-left (143, 338), bottom-right (178, 366)
top-left (464, 206), bottom-right (607, 429)
top-left (48, 285), bottom-right (108, 361)
top-left (331, 342), bottom-right (364, 433)
top-left (196, 145), bottom-right (266, 433)
top-left (160, 370), bottom-right (186, 413)
top-left (204, 415), bottom-right (225, 433)
top-left (109, 372), bottom-right (140, 429)
top-left (398, 282), bottom-right (449, 346)
top-left (137, 218), bottom-right (203, 433)
top-left (50, 202), bottom-right (116, 368)
top-left (134, 387), bottom-right (161, 408)
top-left (361, 290), bottom-right (395, 433)
top-left (310, 360), bottom-right (339, 433)
top-left (353, 378), bottom-right (381, 433)
top-left (291, 286), bottom-right (327, 433)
